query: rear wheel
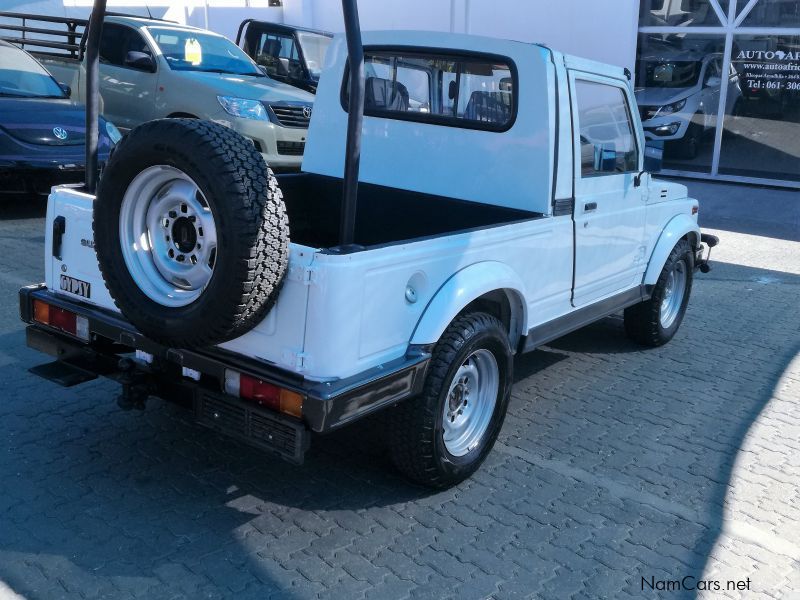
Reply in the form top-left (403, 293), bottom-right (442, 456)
top-left (387, 312), bottom-right (513, 488)
top-left (624, 239), bottom-right (694, 347)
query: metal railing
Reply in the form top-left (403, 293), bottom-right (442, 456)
top-left (0, 12), bottom-right (87, 59)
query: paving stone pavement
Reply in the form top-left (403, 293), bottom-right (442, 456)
top-left (0, 181), bottom-right (798, 600)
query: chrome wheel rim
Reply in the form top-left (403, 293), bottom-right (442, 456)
top-left (119, 165), bottom-right (218, 308)
top-left (442, 349), bottom-right (499, 457)
top-left (660, 260), bottom-right (687, 329)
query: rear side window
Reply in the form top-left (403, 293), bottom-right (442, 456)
top-left (343, 49), bottom-right (517, 131)
top-left (575, 80), bottom-right (639, 176)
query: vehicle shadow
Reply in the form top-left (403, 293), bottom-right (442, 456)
top-left (0, 260), bottom-right (797, 598)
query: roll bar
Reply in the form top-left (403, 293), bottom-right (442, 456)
top-left (338, 0), bottom-right (365, 247)
top-left (83, 0), bottom-right (366, 239)
top-left (84, 0), bottom-right (107, 194)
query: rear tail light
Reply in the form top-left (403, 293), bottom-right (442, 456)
top-left (224, 369), bottom-right (303, 418)
top-left (32, 299), bottom-right (90, 341)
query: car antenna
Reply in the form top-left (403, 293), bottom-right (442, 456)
top-left (146, 5), bottom-right (153, 19)
top-left (338, 0), bottom-right (365, 249)
top-left (85, 0), bottom-right (107, 194)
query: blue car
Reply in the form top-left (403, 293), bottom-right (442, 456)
top-left (0, 40), bottom-right (121, 196)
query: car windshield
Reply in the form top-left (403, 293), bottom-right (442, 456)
top-left (296, 31), bottom-right (331, 79)
top-left (640, 60), bottom-right (702, 88)
top-left (148, 27), bottom-right (264, 76)
top-left (0, 45), bottom-right (65, 98)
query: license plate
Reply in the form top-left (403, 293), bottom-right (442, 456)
top-left (60, 274), bottom-right (91, 299)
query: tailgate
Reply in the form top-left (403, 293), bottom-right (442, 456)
top-left (46, 185), bottom-right (314, 373)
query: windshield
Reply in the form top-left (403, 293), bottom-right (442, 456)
top-left (640, 60), bottom-right (702, 88)
top-left (148, 27), bottom-right (263, 76)
top-left (296, 32), bottom-right (331, 79)
top-left (0, 45), bottom-right (65, 98)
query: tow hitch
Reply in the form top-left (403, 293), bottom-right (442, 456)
top-left (697, 233), bottom-right (719, 274)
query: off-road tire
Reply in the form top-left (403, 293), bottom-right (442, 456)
top-left (94, 119), bottom-right (289, 348)
top-left (624, 239), bottom-right (694, 347)
top-left (387, 312), bottom-right (513, 488)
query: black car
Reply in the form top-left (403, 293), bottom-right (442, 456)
top-left (237, 20), bottom-right (333, 93)
top-left (0, 40), bottom-right (120, 196)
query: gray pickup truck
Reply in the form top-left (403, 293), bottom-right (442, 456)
top-left (1, 12), bottom-right (315, 170)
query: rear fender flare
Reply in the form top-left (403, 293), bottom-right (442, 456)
top-left (644, 214), bottom-right (700, 285)
top-left (410, 262), bottom-right (527, 347)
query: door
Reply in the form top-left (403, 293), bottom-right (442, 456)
top-left (98, 23), bottom-right (158, 129)
top-left (251, 30), bottom-right (304, 85)
top-left (570, 74), bottom-right (647, 306)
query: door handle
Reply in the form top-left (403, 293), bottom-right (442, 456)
top-left (584, 202), bottom-right (597, 212)
top-left (52, 216), bottom-right (66, 260)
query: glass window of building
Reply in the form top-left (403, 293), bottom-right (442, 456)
top-left (638, 0), bottom-right (800, 187)
top-left (639, 0), bottom-right (729, 27)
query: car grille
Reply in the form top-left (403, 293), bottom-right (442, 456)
top-left (277, 141), bottom-right (305, 156)
top-left (268, 104), bottom-right (312, 128)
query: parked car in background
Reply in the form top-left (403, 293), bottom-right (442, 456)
top-left (635, 51), bottom-right (741, 158)
top-left (0, 40), bottom-right (118, 196)
top-left (237, 20), bottom-right (333, 93)
top-left (1, 13), bottom-right (315, 171)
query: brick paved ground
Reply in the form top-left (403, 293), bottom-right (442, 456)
top-left (0, 181), bottom-right (797, 599)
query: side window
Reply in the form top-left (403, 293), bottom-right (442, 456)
top-left (256, 32), bottom-right (302, 79)
top-left (344, 50), bottom-right (516, 131)
top-left (99, 24), bottom-right (151, 69)
top-left (575, 80), bottom-right (639, 176)
top-left (703, 60), bottom-right (720, 86)
top-left (99, 24), bottom-right (127, 66)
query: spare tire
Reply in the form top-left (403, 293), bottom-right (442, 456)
top-left (94, 119), bottom-right (289, 348)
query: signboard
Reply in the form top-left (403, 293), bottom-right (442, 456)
top-left (733, 48), bottom-right (800, 100)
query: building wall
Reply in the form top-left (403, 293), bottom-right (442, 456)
top-left (2, 0), bottom-right (640, 69)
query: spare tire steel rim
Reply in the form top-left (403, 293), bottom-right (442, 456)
top-left (442, 349), bottom-right (499, 457)
top-left (660, 260), bottom-right (687, 329)
top-left (119, 165), bottom-right (218, 307)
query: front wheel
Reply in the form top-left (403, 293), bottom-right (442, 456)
top-left (624, 239), bottom-right (694, 347)
top-left (387, 312), bottom-right (513, 488)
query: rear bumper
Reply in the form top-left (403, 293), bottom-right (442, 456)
top-left (20, 286), bottom-right (430, 455)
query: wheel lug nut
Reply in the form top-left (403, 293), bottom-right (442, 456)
top-left (168, 249), bottom-right (174, 258)
top-left (176, 254), bottom-right (185, 262)
top-left (188, 216), bottom-right (196, 223)
top-left (168, 210), bottom-right (177, 218)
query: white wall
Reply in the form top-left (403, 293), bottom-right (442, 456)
top-left (2, 0), bottom-right (640, 69)
top-left (302, 0), bottom-right (640, 70)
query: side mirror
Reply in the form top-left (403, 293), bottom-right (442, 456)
top-left (643, 139), bottom-right (664, 173)
top-left (58, 82), bottom-right (72, 98)
top-left (593, 144), bottom-right (617, 172)
top-left (125, 51), bottom-right (155, 72)
top-left (705, 75), bottom-right (721, 88)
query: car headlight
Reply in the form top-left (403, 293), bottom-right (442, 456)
top-left (105, 121), bottom-right (123, 145)
top-left (659, 98), bottom-right (687, 115)
top-left (217, 96), bottom-right (268, 121)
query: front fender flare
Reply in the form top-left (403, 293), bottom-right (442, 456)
top-left (644, 214), bottom-right (700, 285)
top-left (410, 262), bottom-right (527, 346)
